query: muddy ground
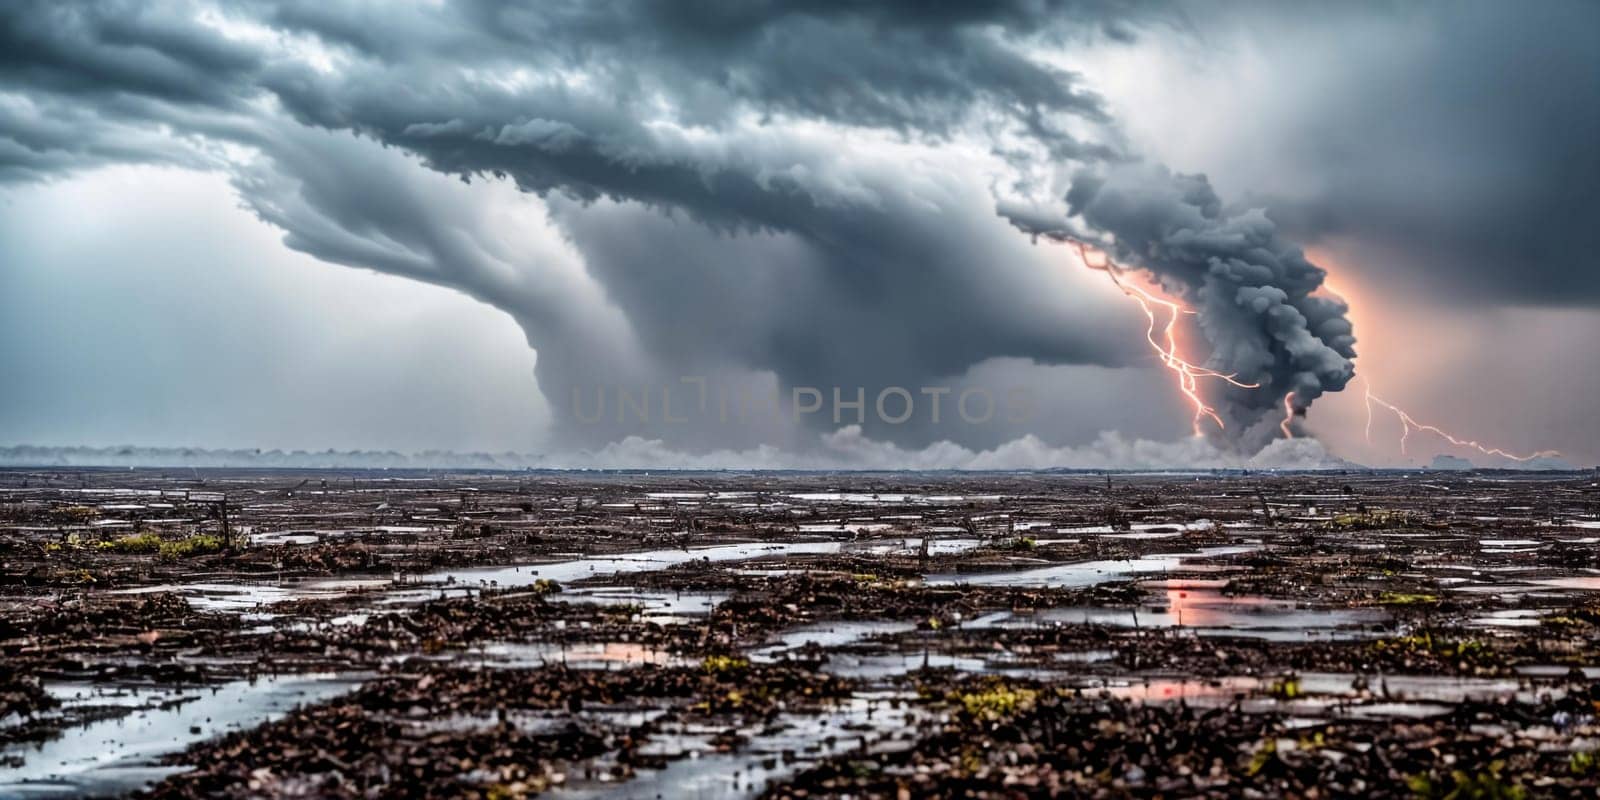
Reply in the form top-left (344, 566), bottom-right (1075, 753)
top-left (2, 467), bottom-right (1599, 798)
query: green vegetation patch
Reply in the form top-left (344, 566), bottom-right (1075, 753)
top-left (701, 654), bottom-right (750, 674)
top-left (96, 533), bottom-right (165, 554)
top-left (949, 680), bottom-right (1039, 720)
top-left (1407, 761), bottom-right (1526, 799)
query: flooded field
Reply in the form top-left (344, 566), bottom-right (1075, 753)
top-left (3, 468), bottom-right (1600, 797)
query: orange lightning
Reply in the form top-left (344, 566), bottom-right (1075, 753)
top-left (1280, 392), bottom-right (1296, 439)
top-left (1072, 242), bottom-right (1258, 436)
top-left (1363, 389), bottom-right (1558, 463)
top-left (1317, 277), bottom-right (1559, 464)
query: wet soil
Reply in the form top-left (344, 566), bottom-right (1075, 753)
top-left (3, 468), bottom-right (1600, 797)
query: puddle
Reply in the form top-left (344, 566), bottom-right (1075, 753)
top-left (123, 541), bottom-right (854, 614)
top-left (748, 618), bottom-right (1122, 678)
top-left (1079, 672), bottom-right (1547, 708)
top-left (277, 612), bottom-right (373, 634)
top-left (645, 491), bottom-right (757, 501)
top-left (561, 586), bottom-right (728, 624)
top-left (925, 545), bottom-right (1259, 589)
top-left (109, 579), bottom-right (389, 613)
top-left (1469, 608), bottom-right (1548, 628)
top-left (747, 621), bottom-right (919, 663)
top-left (555, 692), bottom-right (926, 800)
top-left (1338, 701), bottom-right (1454, 718)
top-left (421, 541), bottom-right (846, 591)
top-left (461, 641), bottom-right (688, 670)
top-left (1054, 521), bottom-right (1218, 536)
top-left (818, 651), bottom-right (1078, 681)
top-left (797, 522), bottom-right (893, 534)
top-left (1297, 673), bottom-right (1541, 704)
top-left (1094, 676), bottom-right (1262, 703)
top-left (843, 537), bottom-right (983, 557)
top-left (1532, 576), bottom-right (1600, 591)
top-left (0, 675), bottom-right (360, 797)
top-left (1515, 665), bottom-right (1600, 679)
top-left (982, 588), bottom-right (1389, 641)
top-left (247, 532), bottom-right (320, 546)
top-left (247, 526), bottom-right (438, 546)
top-left (782, 493), bottom-right (1001, 505)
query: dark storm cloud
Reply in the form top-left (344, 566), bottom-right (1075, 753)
top-left (0, 0), bottom-right (260, 105)
top-left (0, 1), bottom-right (265, 179)
top-left (17, 0), bottom-right (1580, 456)
top-left (232, 0), bottom-right (1167, 446)
top-left (248, 0), bottom-right (1154, 225)
top-left (0, 0), bottom-right (1173, 451)
top-left (1008, 164), bottom-right (1356, 449)
top-left (259, 0), bottom-right (1142, 140)
top-left (1189, 0), bottom-right (1600, 306)
top-left (232, 122), bottom-right (1145, 448)
top-left (1, 0), bottom-right (1156, 202)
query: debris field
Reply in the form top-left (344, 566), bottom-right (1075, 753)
top-left (3, 468), bottom-right (1600, 798)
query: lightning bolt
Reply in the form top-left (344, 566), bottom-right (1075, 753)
top-left (1317, 281), bottom-right (1559, 464)
top-left (1362, 376), bottom-right (1374, 445)
top-left (1363, 388), bottom-right (1558, 463)
top-left (1072, 242), bottom-right (1259, 436)
top-left (1063, 246), bottom-right (1550, 459)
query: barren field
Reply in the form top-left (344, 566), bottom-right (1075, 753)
top-left (3, 468), bottom-right (1600, 798)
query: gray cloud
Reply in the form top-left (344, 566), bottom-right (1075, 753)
top-left (225, 123), bottom-right (1152, 450)
top-left (1007, 163), bottom-right (1356, 450)
top-left (3, 0), bottom-right (1170, 454)
top-left (8, 0), bottom-right (1584, 463)
top-left (1156, 0), bottom-right (1600, 307)
top-left (0, 1), bottom-right (260, 104)
top-left (258, 0), bottom-right (1151, 143)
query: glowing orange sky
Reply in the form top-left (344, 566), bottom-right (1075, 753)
top-left (1305, 246), bottom-right (1574, 466)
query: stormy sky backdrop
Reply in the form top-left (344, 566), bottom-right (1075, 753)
top-left (1, 0), bottom-right (1596, 469)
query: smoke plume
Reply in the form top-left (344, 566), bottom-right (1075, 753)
top-left (1005, 164), bottom-right (1357, 450)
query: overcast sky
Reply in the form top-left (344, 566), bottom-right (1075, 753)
top-left (1, 0), bottom-right (1595, 468)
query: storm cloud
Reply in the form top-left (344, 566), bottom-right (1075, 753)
top-left (1005, 163), bottom-right (1357, 449)
top-left (1124, 1), bottom-right (1600, 307)
top-left (1, 0), bottom-right (1169, 452)
top-left (2, 0), bottom-right (1593, 464)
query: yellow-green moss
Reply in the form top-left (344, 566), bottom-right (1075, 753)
top-left (1327, 510), bottom-right (1415, 531)
top-left (951, 682), bottom-right (1038, 720)
top-left (1377, 592), bottom-right (1440, 606)
top-left (1268, 676), bottom-right (1302, 699)
top-left (158, 534), bottom-right (224, 559)
top-left (97, 533), bottom-right (165, 554)
top-left (701, 654), bottom-right (750, 673)
top-left (1406, 761), bottom-right (1525, 799)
